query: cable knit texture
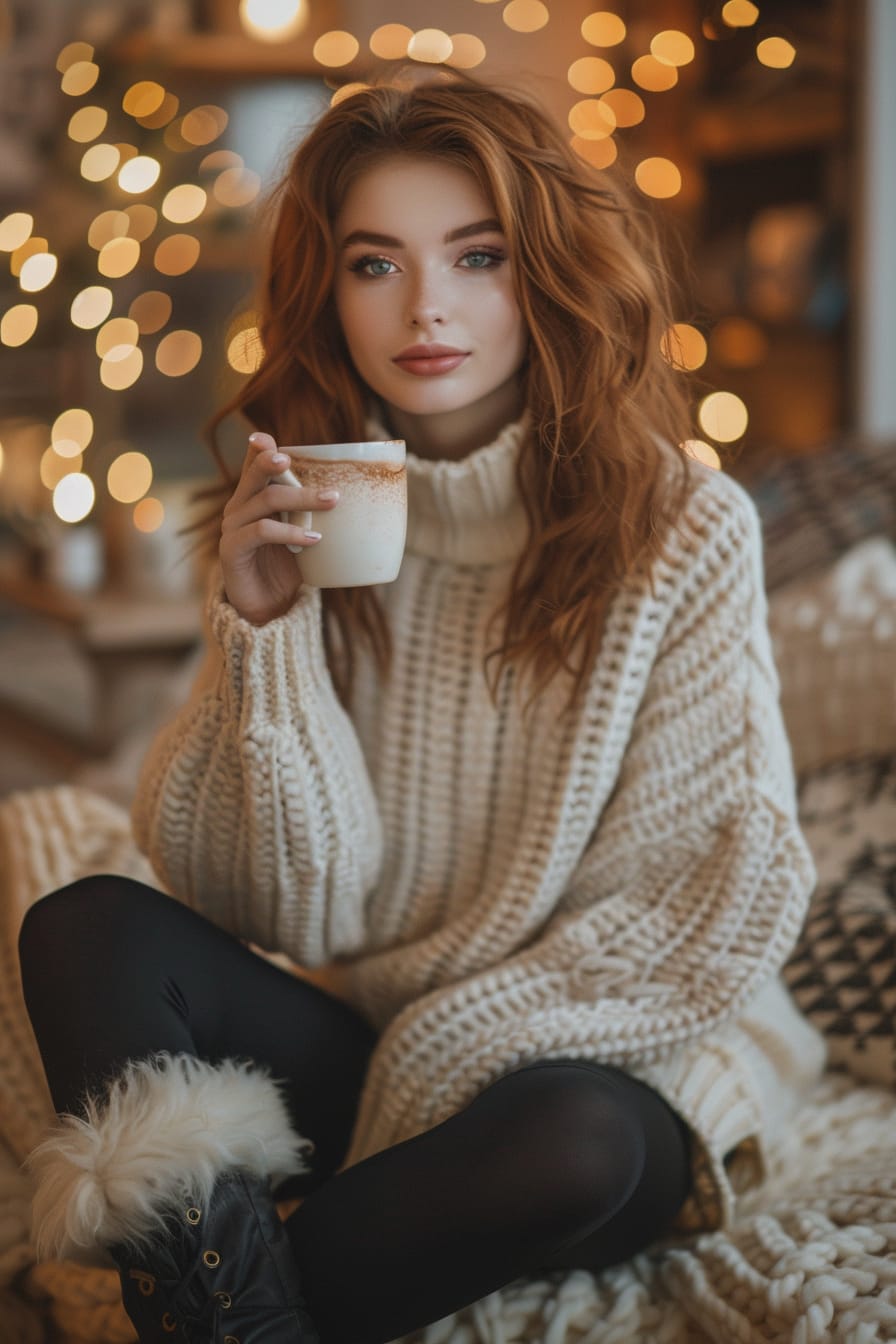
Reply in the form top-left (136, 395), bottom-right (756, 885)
top-left (131, 414), bottom-right (826, 1231)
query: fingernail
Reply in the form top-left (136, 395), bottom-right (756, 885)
top-left (305, 530), bottom-right (322, 541)
top-left (248, 432), bottom-right (263, 444)
top-left (271, 453), bottom-right (288, 466)
top-left (318, 489), bottom-right (340, 502)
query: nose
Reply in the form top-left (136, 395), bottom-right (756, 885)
top-left (405, 266), bottom-right (445, 329)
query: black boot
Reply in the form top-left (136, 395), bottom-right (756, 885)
top-left (27, 1054), bottom-right (319, 1344)
top-left (110, 1169), bottom-right (319, 1342)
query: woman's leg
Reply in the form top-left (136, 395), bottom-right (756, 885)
top-left (285, 1059), bottom-right (692, 1344)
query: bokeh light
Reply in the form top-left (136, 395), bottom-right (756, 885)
top-left (503, 1), bottom-right (549, 32)
top-left (156, 330), bottom-right (203, 376)
top-left (10, 236), bottom-right (47, 276)
top-left (19, 252), bottom-right (58, 292)
top-left (136, 91), bottom-right (180, 130)
top-left (0, 213), bottom-right (33, 251)
top-left (71, 286), bottom-right (113, 329)
top-left (634, 157), bottom-right (682, 198)
top-left (239, 0), bottom-right (309, 41)
top-left (68, 106), bottom-right (107, 142)
top-left (600, 88), bottom-right (645, 127)
top-left (227, 312), bottom-right (264, 373)
top-left (407, 29), bottom-right (453, 63)
top-left (369, 24), bottom-right (412, 58)
top-left (213, 167), bottom-right (261, 207)
top-left (161, 185), bottom-right (207, 224)
top-left (118, 156), bottom-right (161, 194)
top-left (52, 408), bottom-right (94, 457)
top-left (698, 391), bottom-right (749, 442)
top-left (632, 55), bottom-right (679, 91)
top-left (108, 450), bottom-right (153, 503)
top-left (313, 31), bottom-right (360, 66)
top-left (96, 317), bottom-right (139, 361)
top-left (650, 30), bottom-right (696, 67)
top-left (568, 99), bottom-right (616, 140)
top-left (567, 57), bottom-right (615, 94)
top-left (710, 316), bottom-right (769, 367)
top-left (571, 135), bottom-right (618, 169)
top-left (80, 144), bottom-right (120, 182)
top-left (134, 497), bottom-right (165, 532)
top-left (87, 209), bottom-right (129, 250)
top-left (98, 236), bottom-right (141, 278)
top-left (129, 290), bottom-right (172, 335)
top-left (123, 81), bottom-right (166, 118)
top-left (61, 61), bottom-right (99, 96)
top-left (582, 12), bottom-right (626, 46)
top-left (56, 41), bottom-right (93, 73)
top-left (1, 303), bottom-right (38, 347)
top-left (100, 347), bottom-right (144, 390)
top-left (181, 105), bottom-right (229, 146)
top-left (124, 204), bottom-right (158, 241)
top-left (682, 440), bottom-right (721, 469)
top-left (41, 447), bottom-right (83, 490)
top-left (154, 235), bottom-right (201, 276)
top-left (446, 34), bottom-right (486, 68)
top-left (660, 323), bottom-right (707, 370)
top-left (722, 0), bottom-right (760, 26)
top-left (53, 473), bottom-right (95, 523)
top-left (757, 37), bottom-right (796, 68)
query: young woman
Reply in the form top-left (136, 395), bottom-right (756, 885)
top-left (18, 72), bottom-right (825, 1344)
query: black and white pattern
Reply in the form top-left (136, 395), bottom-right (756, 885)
top-left (783, 752), bottom-right (896, 1087)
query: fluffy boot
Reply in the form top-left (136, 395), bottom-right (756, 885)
top-left (27, 1053), bottom-right (319, 1342)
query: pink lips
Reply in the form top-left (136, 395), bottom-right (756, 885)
top-left (392, 343), bottom-right (469, 377)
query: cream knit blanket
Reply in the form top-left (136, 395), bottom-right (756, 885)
top-left (2, 785), bottom-right (895, 1344)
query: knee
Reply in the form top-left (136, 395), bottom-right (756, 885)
top-left (489, 1062), bottom-right (646, 1227)
top-left (18, 875), bottom-right (154, 977)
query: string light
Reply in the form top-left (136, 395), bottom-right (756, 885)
top-left (698, 391), bottom-right (749, 442)
top-left (635, 158), bottom-right (682, 198)
top-left (129, 290), bottom-right (172, 335)
top-left (446, 35), bottom-right (486, 69)
top-left (71, 286), bottom-right (113, 329)
top-left (567, 57), bottom-right (615, 94)
top-left (313, 31), bottom-right (359, 67)
top-left (53, 473), bottom-right (95, 523)
top-left (503, 1), bottom-right (549, 34)
top-left (369, 24), bottom-right (412, 59)
top-left (0, 213), bottom-right (33, 251)
top-left (1, 304), bottom-right (38, 347)
top-left (238, 0), bottom-right (309, 42)
top-left (107, 450), bottom-right (153, 503)
top-left (757, 37), bottom-right (796, 68)
top-left (407, 30), bottom-right (453, 63)
top-left (722, 1), bottom-right (760, 27)
top-left (156, 330), bottom-right (203, 376)
top-left (660, 324), bottom-right (707, 370)
top-left (582, 12), bottom-right (626, 46)
top-left (19, 252), bottom-right (58, 292)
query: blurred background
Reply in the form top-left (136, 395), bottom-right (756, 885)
top-left (0, 0), bottom-right (893, 796)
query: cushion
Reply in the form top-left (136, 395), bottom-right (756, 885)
top-left (784, 751), bottom-right (896, 1088)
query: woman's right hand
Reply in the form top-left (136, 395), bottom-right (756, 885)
top-left (219, 432), bottom-right (339, 626)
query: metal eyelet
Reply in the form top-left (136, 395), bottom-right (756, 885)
top-left (203, 1249), bottom-right (221, 1268)
top-left (186, 1206), bottom-right (201, 1225)
top-left (128, 1269), bottom-right (156, 1296)
top-left (161, 1313), bottom-right (177, 1333)
top-left (215, 1291), bottom-right (233, 1309)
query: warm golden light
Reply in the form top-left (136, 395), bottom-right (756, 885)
top-left (87, 209), bottom-right (129, 250)
top-left (61, 61), bottom-right (100, 96)
top-left (660, 323), bottom-right (707, 370)
top-left (123, 81), bottom-right (166, 118)
top-left (0, 212), bottom-right (33, 251)
top-left (134, 497), bottom-right (165, 533)
top-left (181, 105), bottom-right (229, 146)
top-left (682, 440), bottom-right (721, 469)
top-left (56, 41), bottom-right (94, 73)
top-left (582, 12), bottom-right (626, 46)
top-left (200, 149), bottom-right (243, 173)
top-left (632, 55), bottom-right (679, 91)
top-left (313, 31), bottom-right (360, 66)
top-left (137, 91), bottom-right (180, 130)
top-left (53, 473), bottom-right (95, 523)
top-left (651, 30), bottom-right (695, 67)
top-left (407, 29), bottom-right (453, 63)
top-left (568, 99), bottom-right (616, 141)
top-left (722, 0), bottom-right (760, 26)
top-left (213, 168), bottom-right (262, 207)
top-left (162, 185), bottom-right (207, 224)
top-left (98, 236), bottom-right (141, 278)
top-left (100, 347), bottom-right (144, 390)
top-left (96, 317), bottom-right (139, 361)
top-left (503, 0), bottom-right (549, 33)
top-left (129, 290), bottom-right (173, 335)
top-left (227, 318), bottom-right (264, 373)
top-left (163, 119), bottom-right (192, 153)
top-left (698, 391), bottom-right (749, 442)
top-left (446, 34), bottom-right (486, 68)
top-left (369, 23), bottom-right (413, 59)
top-left (330, 83), bottom-right (369, 107)
top-left (52, 409), bottom-right (94, 453)
top-left (107, 450), bottom-right (153, 503)
top-left (635, 157), bottom-right (682, 198)
top-left (239, 0), bottom-right (309, 41)
top-left (710, 316), bottom-right (769, 367)
top-left (156, 329), bottom-right (203, 376)
top-left (1, 304), bottom-right (38, 347)
top-left (41, 447), bottom-right (83, 490)
top-left (757, 37), bottom-right (796, 68)
top-left (571, 135), bottom-right (618, 169)
top-left (600, 88), bottom-right (645, 126)
top-left (124, 204), bottom-right (158, 241)
top-left (118, 156), bottom-right (161, 194)
top-left (154, 235), bottom-right (201, 276)
top-left (68, 105), bottom-right (108, 143)
top-left (19, 252), bottom-right (58, 292)
top-left (80, 144), bottom-right (121, 182)
top-left (71, 286), bottom-right (113, 330)
top-left (567, 57), bottom-right (615, 94)
top-left (10, 236), bottom-right (46, 276)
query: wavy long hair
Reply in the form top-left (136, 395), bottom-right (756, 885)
top-left (204, 69), bottom-right (700, 713)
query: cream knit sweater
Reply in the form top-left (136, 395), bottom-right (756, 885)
top-left (131, 414), bottom-right (826, 1233)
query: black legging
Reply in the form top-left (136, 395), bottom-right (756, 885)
top-left (19, 877), bottom-right (693, 1344)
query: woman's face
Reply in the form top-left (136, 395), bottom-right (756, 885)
top-left (332, 154), bottom-right (528, 456)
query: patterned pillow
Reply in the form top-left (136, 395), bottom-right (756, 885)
top-left (783, 752), bottom-right (896, 1088)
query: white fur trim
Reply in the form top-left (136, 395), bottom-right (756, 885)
top-left (27, 1053), bottom-right (313, 1263)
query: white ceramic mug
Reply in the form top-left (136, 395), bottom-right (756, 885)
top-left (275, 440), bottom-right (407, 588)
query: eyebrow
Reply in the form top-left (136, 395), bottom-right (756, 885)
top-left (340, 218), bottom-right (504, 249)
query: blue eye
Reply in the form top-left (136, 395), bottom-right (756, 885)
top-left (460, 249), bottom-right (504, 269)
top-left (348, 255), bottom-right (396, 277)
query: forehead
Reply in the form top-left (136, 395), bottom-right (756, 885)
top-left (336, 154), bottom-right (496, 234)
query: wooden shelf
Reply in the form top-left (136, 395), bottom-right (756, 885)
top-left (111, 30), bottom-right (362, 80)
top-left (690, 85), bottom-right (846, 161)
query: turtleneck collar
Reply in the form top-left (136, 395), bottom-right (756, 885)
top-left (364, 409), bottom-right (532, 566)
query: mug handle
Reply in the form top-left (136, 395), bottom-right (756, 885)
top-left (270, 464), bottom-right (312, 555)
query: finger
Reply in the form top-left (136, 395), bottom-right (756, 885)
top-left (226, 440), bottom-right (291, 512)
top-left (220, 516), bottom-right (322, 557)
top-left (221, 482), bottom-right (337, 534)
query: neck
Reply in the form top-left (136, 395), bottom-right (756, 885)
top-left (378, 372), bottom-right (526, 462)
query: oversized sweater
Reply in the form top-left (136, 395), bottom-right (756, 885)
top-left (131, 413), bottom-right (827, 1233)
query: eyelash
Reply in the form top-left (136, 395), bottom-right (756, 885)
top-left (347, 246), bottom-right (507, 278)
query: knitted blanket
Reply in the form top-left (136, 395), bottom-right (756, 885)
top-left (2, 786), bottom-right (895, 1344)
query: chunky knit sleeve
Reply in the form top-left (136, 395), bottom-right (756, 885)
top-left (344, 471), bottom-right (817, 1163)
top-left (131, 575), bottom-right (383, 966)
